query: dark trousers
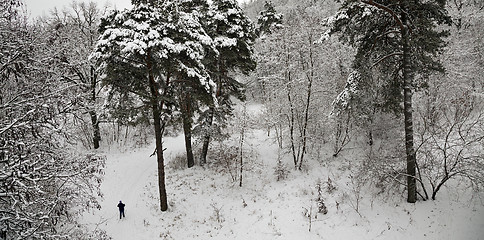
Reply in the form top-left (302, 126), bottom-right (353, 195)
top-left (119, 210), bottom-right (125, 219)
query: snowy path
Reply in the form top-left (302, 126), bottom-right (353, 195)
top-left (82, 135), bottom-right (186, 239)
top-left (100, 149), bottom-right (154, 237)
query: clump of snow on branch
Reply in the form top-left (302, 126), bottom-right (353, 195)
top-left (319, 2), bottom-right (374, 43)
top-left (331, 71), bottom-right (361, 116)
top-left (324, 10), bottom-right (349, 28)
top-left (207, 0), bottom-right (255, 48)
top-left (91, 2), bottom-right (218, 95)
top-left (214, 36), bottom-right (237, 47)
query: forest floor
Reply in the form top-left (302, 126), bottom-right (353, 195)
top-left (81, 106), bottom-right (484, 240)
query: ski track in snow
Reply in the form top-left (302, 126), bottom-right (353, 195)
top-left (82, 135), bottom-right (186, 239)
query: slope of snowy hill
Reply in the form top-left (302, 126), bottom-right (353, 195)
top-left (81, 107), bottom-right (484, 239)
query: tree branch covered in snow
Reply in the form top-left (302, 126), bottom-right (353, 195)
top-left (1, 3), bottom-right (105, 237)
top-left (331, 71), bottom-right (360, 116)
top-left (92, 2), bottom-right (217, 96)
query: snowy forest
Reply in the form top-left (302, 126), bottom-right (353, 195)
top-left (1, 0), bottom-right (483, 239)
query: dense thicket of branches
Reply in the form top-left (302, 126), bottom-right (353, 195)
top-left (1, 1), bottom-right (105, 239)
top-left (246, 0), bottom-right (483, 202)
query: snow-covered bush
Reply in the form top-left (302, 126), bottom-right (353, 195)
top-left (274, 157), bottom-right (289, 181)
top-left (414, 86), bottom-right (484, 201)
top-left (206, 138), bottom-right (259, 184)
top-left (326, 177), bottom-right (337, 194)
top-left (207, 142), bottom-right (240, 182)
top-left (315, 180), bottom-right (328, 214)
top-left (167, 152), bottom-right (190, 170)
top-left (209, 202), bottom-right (225, 228)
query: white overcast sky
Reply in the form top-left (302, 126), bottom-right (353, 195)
top-left (23, 0), bottom-right (250, 19)
top-left (23, 0), bottom-right (133, 18)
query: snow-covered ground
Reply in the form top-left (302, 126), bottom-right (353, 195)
top-left (82, 108), bottom-right (484, 240)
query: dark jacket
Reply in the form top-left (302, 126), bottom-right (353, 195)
top-left (117, 202), bottom-right (125, 211)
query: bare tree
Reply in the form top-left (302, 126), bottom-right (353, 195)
top-left (43, 1), bottom-right (109, 149)
top-left (1, 4), bottom-right (105, 238)
top-left (415, 88), bottom-right (484, 200)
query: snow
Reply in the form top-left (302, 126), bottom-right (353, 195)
top-left (331, 71), bottom-right (360, 116)
top-left (81, 105), bottom-right (484, 239)
top-left (214, 36), bottom-right (237, 47)
top-left (325, 11), bottom-right (349, 27)
top-left (213, 13), bottom-right (225, 21)
top-left (227, 8), bottom-right (238, 16)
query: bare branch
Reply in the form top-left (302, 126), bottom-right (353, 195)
top-left (371, 52), bottom-right (403, 68)
top-left (361, 0), bottom-right (406, 31)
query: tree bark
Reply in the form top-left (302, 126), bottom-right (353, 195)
top-left (402, 10), bottom-right (417, 203)
top-left (90, 65), bottom-right (101, 149)
top-left (200, 107), bottom-right (213, 165)
top-left (283, 39), bottom-right (298, 169)
top-left (147, 50), bottom-right (168, 211)
top-left (298, 33), bottom-right (315, 170)
top-left (200, 58), bottom-right (224, 165)
top-left (287, 75), bottom-right (297, 169)
top-left (239, 104), bottom-right (246, 187)
top-left (151, 102), bottom-right (168, 211)
top-left (180, 88), bottom-right (194, 168)
top-left (89, 110), bottom-right (100, 149)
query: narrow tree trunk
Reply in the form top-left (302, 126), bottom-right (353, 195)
top-left (90, 65), bottom-right (101, 149)
top-left (299, 83), bottom-right (310, 170)
top-left (125, 125), bottom-right (129, 141)
top-left (402, 11), bottom-right (417, 203)
top-left (151, 103), bottom-right (168, 211)
top-left (200, 107), bottom-right (213, 165)
top-left (181, 89), bottom-right (194, 168)
top-left (368, 130), bottom-right (373, 146)
top-left (89, 110), bottom-right (100, 149)
top-left (298, 33), bottom-right (314, 170)
top-left (287, 75), bottom-right (298, 169)
top-left (239, 104), bottom-right (246, 187)
top-left (147, 51), bottom-right (168, 211)
top-left (283, 48), bottom-right (297, 169)
top-left (200, 58), bottom-right (224, 165)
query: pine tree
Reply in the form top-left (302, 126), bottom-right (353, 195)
top-left (256, 1), bottom-right (283, 36)
top-left (325, 0), bottom-right (451, 203)
top-left (197, 0), bottom-right (257, 165)
top-left (92, 1), bottom-right (216, 211)
top-left (175, 0), bottom-right (212, 169)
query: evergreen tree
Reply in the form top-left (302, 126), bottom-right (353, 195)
top-left (256, 1), bottom-right (283, 36)
top-left (325, 0), bottom-right (451, 203)
top-left (197, 0), bottom-right (257, 165)
top-left (92, 1), bottom-right (216, 211)
top-left (175, 0), bottom-right (212, 168)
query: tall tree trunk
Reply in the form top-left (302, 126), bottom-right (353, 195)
top-left (298, 33), bottom-right (315, 171)
top-left (402, 10), bottom-right (417, 203)
top-left (287, 73), bottom-right (297, 169)
top-left (283, 39), bottom-right (298, 169)
top-left (90, 65), bottom-right (101, 149)
top-left (151, 103), bottom-right (168, 211)
top-left (89, 110), bottom-right (100, 149)
top-left (200, 107), bottom-right (213, 165)
top-left (181, 88), bottom-right (194, 168)
top-left (147, 51), bottom-right (168, 211)
top-left (200, 59), bottom-right (224, 165)
top-left (239, 103), bottom-right (246, 187)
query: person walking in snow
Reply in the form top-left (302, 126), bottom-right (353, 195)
top-left (117, 200), bottom-right (125, 219)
